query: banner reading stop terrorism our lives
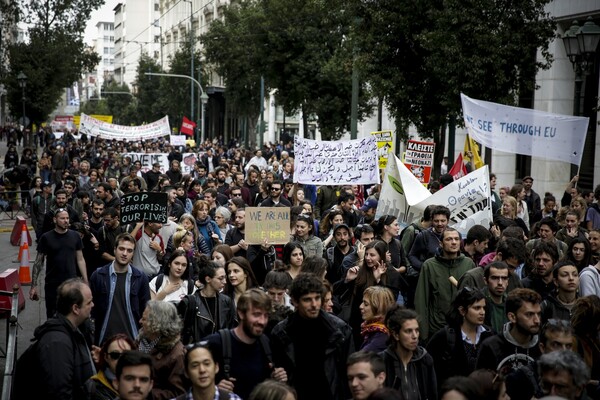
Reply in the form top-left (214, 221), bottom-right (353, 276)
top-left (376, 154), bottom-right (493, 235)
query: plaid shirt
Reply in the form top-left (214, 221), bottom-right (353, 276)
top-left (179, 387), bottom-right (242, 400)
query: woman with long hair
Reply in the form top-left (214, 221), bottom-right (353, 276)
top-left (556, 209), bottom-right (588, 247)
top-left (225, 256), bottom-right (258, 306)
top-left (571, 196), bottom-right (589, 229)
top-left (319, 209), bottom-right (345, 245)
top-left (373, 215), bottom-right (408, 273)
top-left (150, 249), bottom-right (196, 302)
top-left (334, 240), bottom-right (401, 347)
top-left (571, 295), bottom-right (600, 380)
top-left (282, 242), bottom-right (305, 280)
top-left (211, 244), bottom-right (234, 268)
top-left (85, 334), bottom-right (136, 400)
top-left (82, 169), bottom-right (101, 192)
top-left (291, 214), bottom-right (323, 258)
top-left (500, 195), bottom-right (529, 236)
top-left (137, 301), bottom-right (187, 399)
top-left (29, 175), bottom-right (43, 200)
top-left (509, 184), bottom-right (530, 229)
top-left (192, 200), bottom-right (222, 253)
top-left (562, 237), bottom-right (592, 272)
top-left (359, 286), bottom-right (396, 352)
top-left (426, 287), bottom-right (494, 387)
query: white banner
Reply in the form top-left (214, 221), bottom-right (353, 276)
top-left (376, 157), bottom-right (493, 235)
top-left (293, 136), bottom-right (379, 185)
top-left (123, 153), bottom-right (200, 175)
top-left (461, 93), bottom-right (589, 166)
top-left (79, 113), bottom-right (171, 141)
top-left (170, 135), bottom-right (186, 146)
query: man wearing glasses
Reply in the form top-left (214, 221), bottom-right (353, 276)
top-left (259, 181), bottom-right (291, 207)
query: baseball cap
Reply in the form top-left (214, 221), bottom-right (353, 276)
top-left (360, 198), bottom-right (378, 212)
top-left (41, 181), bottom-right (52, 188)
top-left (333, 223), bottom-right (350, 234)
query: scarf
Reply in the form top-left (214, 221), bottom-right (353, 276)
top-left (138, 335), bottom-right (160, 354)
top-left (360, 319), bottom-right (389, 339)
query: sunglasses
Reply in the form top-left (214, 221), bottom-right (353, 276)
top-left (270, 187), bottom-right (282, 191)
top-left (107, 351), bottom-right (124, 360)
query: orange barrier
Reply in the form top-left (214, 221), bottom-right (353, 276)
top-left (18, 242), bottom-right (32, 285)
top-left (10, 216), bottom-right (31, 247)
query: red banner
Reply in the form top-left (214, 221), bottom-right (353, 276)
top-left (449, 153), bottom-right (467, 180)
top-left (180, 116), bottom-right (196, 136)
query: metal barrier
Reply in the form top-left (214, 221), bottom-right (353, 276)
top-left (0, 191), bottom-right (30, 221)
top-left (0, 285), bottom-right (21, 400)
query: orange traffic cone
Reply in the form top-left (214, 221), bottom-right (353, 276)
top-left (19, 242), bottom-right (32, 285)
top-left (18, 224), bottom-right (31, 262)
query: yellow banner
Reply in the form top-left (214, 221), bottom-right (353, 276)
top-left (371, 130), bottom-right (394, 169)
top-left (73, 114), bottom-right (113, 127)
top-left (463, 134), bottom-right (484, 170)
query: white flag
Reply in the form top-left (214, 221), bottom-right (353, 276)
top-left (461, 93), bottom-right (589, 166)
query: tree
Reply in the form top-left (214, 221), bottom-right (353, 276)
top-left (102, 82), bottom-right (133, 124)
top-left (3, 0), bottom-right (103, 125)
top-left (202, 0), bottom-right (373, 140)
top-left (353, 0), bottom-right (555, 166)
top-left (133, 54), bottom-right (163, 125)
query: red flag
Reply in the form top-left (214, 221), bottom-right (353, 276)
top-left (180, 116), bottom-right (196, 136)
top-left (448, 153), bottom-right (468, 180)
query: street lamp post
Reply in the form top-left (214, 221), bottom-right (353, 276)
top-left (184, 0), bottom-right (194, 126)
top-left (200, 92), bottom-right (208, 144)
top-left (145, 72), bottom-right (208, 144)
top-left (17, 71), bottom-right (27, 146)
top-left (562, 17), bottom-right (600, 180)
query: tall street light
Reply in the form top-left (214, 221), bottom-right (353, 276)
top-left (200, 92), bottom-right (208, 144)
top-left (17, 71), bottom-right (27, 145)
top-left (184, 0), bottom-right (194, 127)
top-left (145, 72), bottom-right (208, 144)
top-left (562, 17), bottom-right (600, 181)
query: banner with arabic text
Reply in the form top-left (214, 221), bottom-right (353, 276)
top-left (79, 113), bottom-right (170, 141)
top-left (293, 136), bottom-right (379, 185)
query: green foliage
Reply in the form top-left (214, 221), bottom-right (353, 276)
top-left (353, 0), bottom-right (555, 137)
top-left (202, 0), bottom-right (373, 140)
top-left (4, 0), bottom-right (104, 125)
top-left (134, 54), bottom-right (164, 124)
top-left (102, 82), bottom-right (133, 124)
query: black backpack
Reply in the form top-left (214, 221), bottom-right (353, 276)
top-left (218, 328), bottom-right (273, 380)
top-left (12, 326), bottom-right (67, 398)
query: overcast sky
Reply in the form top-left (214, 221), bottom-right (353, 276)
top-left (83, 0), bottom-right (120, 45)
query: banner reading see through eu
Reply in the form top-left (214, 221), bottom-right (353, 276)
top-left (461, 93), bottom-right (589, 166)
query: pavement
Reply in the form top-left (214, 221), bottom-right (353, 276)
top-left (0, 138), bottom-right (47, 394)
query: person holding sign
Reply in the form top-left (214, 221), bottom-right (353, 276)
top-left (225, 209), bottom-right (248, 259)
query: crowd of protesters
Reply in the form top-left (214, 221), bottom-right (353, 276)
top-left (6, 126), bottom-right (600, 400)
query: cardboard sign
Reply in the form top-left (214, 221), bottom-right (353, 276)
top-left (120, 192), bottom-right (168, 224)
top-left (245, 207), bottom-right (291, 245)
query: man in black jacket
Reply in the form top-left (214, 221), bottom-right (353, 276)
top-left (271, 273), bottom-right (353, 400)
top-left (33, 278), bottom-right (96, 399)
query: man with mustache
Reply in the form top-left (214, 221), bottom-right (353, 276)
top-left (476, 288), bottom-right (543, 372)
top-left (113, 351), bottom-right (154, 400)
top-left (204, 289), bottom-right (287, 399)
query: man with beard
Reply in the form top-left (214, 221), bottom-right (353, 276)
top-left (414, 227), bottom-right (475, 342)
top-left (215, 167), bottom-right (230, 195)
top-left (260, 181), bottom-right (291, 207)
top-left (476, 288), bottom-right (543, 371)
top-left (30, 209), bottom-right (87, 318)
top-left (88, 199), bottom-right (105, 232)
top-left (243, 168), bottom-right (260, 206)
top-left (325, 224), bottom-right (355, 285)
top-left (41, 188), bottom-right (80, 234)
top-left (408, 205), bottom-right (451, 272)
top-left (204, 289), bottom-right (287, 400)
top-left (522, 241), bottom-right (559, 300)
top-left (271, 273), bottom-right (353, 400)
top-left (225, 209), bottom-right (247, 258)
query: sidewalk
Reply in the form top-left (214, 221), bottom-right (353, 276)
top-left (0, 137), bottom-right (46, 392)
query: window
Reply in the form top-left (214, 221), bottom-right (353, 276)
top-left (104, 47), bottom-right (109, 54)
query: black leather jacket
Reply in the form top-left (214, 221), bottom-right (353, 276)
top-left (178, 291), bottom-right (237, 344)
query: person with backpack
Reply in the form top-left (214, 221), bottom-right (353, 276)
top-left (426, 287), bottom-right (494, 388)
top-left (150, 249), bottom-right (196, 303)
top-left (13, 278), bottom-right (96, 399)
top-left (204, 289), bottom-right (288, 399)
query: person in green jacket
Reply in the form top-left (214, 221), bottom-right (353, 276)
top-left (414, 227), bottom-right (475, 342)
